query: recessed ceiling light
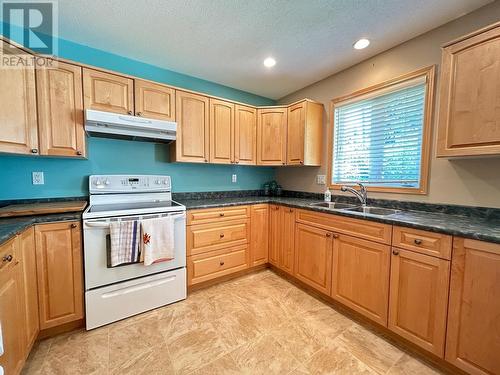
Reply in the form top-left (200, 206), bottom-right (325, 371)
top-left (353, 38), bottom-right (370, 50)
top-left (263, 57), bottom-right (276, 68)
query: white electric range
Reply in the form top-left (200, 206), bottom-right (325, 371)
top-left (82, 175), bottom-right (186, 330)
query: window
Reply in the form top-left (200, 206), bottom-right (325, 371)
top-left (329, 66), bottom-right (435, 194)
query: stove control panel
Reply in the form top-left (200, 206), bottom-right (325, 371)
top-left (89, 175), bottom-right (171, 193)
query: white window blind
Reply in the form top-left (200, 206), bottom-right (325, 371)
top-left (332, 78), bottom-right (427, 188)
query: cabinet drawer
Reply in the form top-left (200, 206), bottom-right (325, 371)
top-left (187, 206), bottom-right (250, 225)
top-left (296, 209), bottom-right (392, 245)
top-left (188, 245), bottom-right (248, 285)
top-left (187, 219), bottom-right (249, 256)
top-left (392, 226), bottom-right (452, 260)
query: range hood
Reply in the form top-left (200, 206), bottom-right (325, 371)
top-left (85, 109), bottom-right (176, 143)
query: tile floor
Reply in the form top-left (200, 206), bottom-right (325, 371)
top-left (22, 270), bottom-right (443, 375)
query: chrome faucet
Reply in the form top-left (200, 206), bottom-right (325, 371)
top-left (341, 183), bottom-right (367, 206)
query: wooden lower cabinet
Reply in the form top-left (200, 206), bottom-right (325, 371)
top-left (18, 228), bottom-right (39, 351)
top-left (331, 234), bottom-right (390, 326)
top-left (188, 245), bottom-right (248, 285)
top-left (249, 204), bottom-right (269, 266)
top-left (35, 221), bottom-right (84, 329)
top-left (279, 207), bottom-right (295, 274)
top-left (388, 248), bottom-right (450, 357)
top-left (445, 238), bottom-right (500, 375)
top-left (268, 205), bottom-right (281, 266)
top-left (187, 219), bottom-right (249, 256)
top-left (0, 237), bottom-right (25, 375)
top-left (294, 223), bottom-right (333, 295)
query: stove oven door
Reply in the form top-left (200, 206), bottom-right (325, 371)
top-left (83, 211), bottom-right (186, 290)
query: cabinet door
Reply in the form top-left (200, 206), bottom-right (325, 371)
top-left (268, 205), bottom-right (281, 266)
top-left (294, 223), bottom-right (333, 295)
top-left (234, 105), bottom-right (257, 165)
top-left (250, 204), bottom-right (269, 266)
top-left (173, 91), bottom-right (209, 162)
top-left (0, 238), bottom-right (25, 375)
top-left (83, 68), bottom-right (134, 114)
top-left (445, 238), bottom-right (500, 375)
top-left (209, 99), bottom-right (234, 164)
top-left (279, 207), bottom-right (295, 274)
top-left (18, 228), bottom-right (39, 352)
top-left (388, 248), bottom-right (450, 357)
top-left (437, 24), bottom-right (500, 157)
top-left (35, 221), bottom-right (83, 329)
top-left (287, 102), bottom-right (305, 165)
top-left (257, 108), bottom-right (287, 165)
top-left (37, 61), bottom-right (85, 157)
top-left (0, 41), bottom-right (38, 155)
top-left (135, 79), bottom-right (175, 121)
top-left (332, 234), bottom-right (390, 326)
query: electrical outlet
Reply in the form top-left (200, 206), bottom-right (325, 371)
top-left (316, 175), bottom-right (326, 185)
top-left (32, 172), bottom-right (44, 185)
top-left (232, 174), bottom-right (237, 183)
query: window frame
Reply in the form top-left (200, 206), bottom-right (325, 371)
top-left (327, 66), bottom-right (436, 195)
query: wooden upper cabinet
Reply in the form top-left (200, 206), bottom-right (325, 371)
top-left (268, 205), bottom-right (281, 266)
top-left (437, 22), bottom-right (500, 157)
top-left (172, 91), bottom-right (209, 163)
top-left (331, 234), bottom-right (390, 326)
top-left (83, 68), bottom-right (134, 115)
top-left (0, 41), bottom-right (38, 155)
top-left (234, 105), bottom-right (257, 165)
top-left (445, 238), bottom-right (500, 375)
top-left (250, 204), bottom-right (269, 266)
top-left (18, 228), bottom-right (39, 353)
top-left (135, 79), bottom-right (175, 121)
top-left (388, 248), bottom-right (450, 357)
top-left (37, 61), bottom-right (85, 157)
top-left (257, 107), bottom-right (287, 165)
top-left (209, 99), bottom-right (234, 164)
top-left (294, 223), bottom-right (333, 295)
top-left (279, 207), bottom-right (295, 274)
top-left (35, 221), bottom-right (83, 329)
top-left (287, 100), bottom-right (323, 166)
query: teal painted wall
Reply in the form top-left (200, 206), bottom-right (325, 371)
top-left (0, 24), bottom-right (275, 200)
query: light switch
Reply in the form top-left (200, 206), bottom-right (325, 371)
top-left (32, 171), bottom-right (44, 185)
top-left (232, 174), bottom-right (237, 183)
top-left (316, 175), bottom-right (326, 185)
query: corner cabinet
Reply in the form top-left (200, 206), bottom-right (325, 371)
top-left (0, 41), bottom-right (38, 155)
top-left (287, 100), bottom-right (323, 166)
top-left (437, 22), bottom-right (500, 157)
top-left (268, 205), bottom-right (295, 274)
top-left (35, 221), bottom-right (84, 329)
top-left (249, 204), bottom-right (269, 266)
top-left (257, 107), bottom-right (288, 165)
top-left (171, 91), bottom-right (210, 163)
top-left (445, 238), bottom-right (500, 375)
top-left (37, 61), bottom-right (86, 157)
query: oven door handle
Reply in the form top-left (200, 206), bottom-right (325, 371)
top-left (84, 212), bottom-right (185, 228)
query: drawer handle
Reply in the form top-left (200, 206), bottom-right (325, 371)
top-left (2, 254), bottom-right (13, 263)
top-left (76, 150), bottom-right (82, 156)
top-left (219, 261), bottom-right (225, 266)
top-left (393, 250), bottom-right (400, 256)
top-left (71, 223), bottom-right (77, 228)
top-left (219, 213), bottom-right (225, 217)
top-left (414, 239), bottom-right (422, 245)
top-left (220, 233), bottom-right (225, 238)
top-left (289, 208), bottom-right (293, 213)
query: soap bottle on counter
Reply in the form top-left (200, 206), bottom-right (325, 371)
top-left (324, 188), bottom-right (332, 202)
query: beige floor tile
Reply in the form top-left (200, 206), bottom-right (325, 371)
top-left (277, 286), bottom-right (327, 315)
top-left (212, 308), bottom-right (266, 349)
top-left (336, 324), bottom-right (405, 374)
top-left (167, 322), bottom-right (231, 374)
top-left (245, 295), bottom-right (293, 330)
top-left (387, 354), bottom-right (443, 375)
top-left (191, 353), bottom-right (242, 375)
top-left (21, 338), bottom-right (52, 374)
top-left (230, 334), bottom-right (301, 375)
top-left (302, 346), bottom-right (378, 375)
top-left (300, 305), bottom-right (354, 347)
top-left (270, 321), bottom-right (324, 363)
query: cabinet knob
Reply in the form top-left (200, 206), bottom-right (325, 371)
top-left (219, 213), bottom-right (225, 217)
top-left (299, 160), bottom-right (304, 165)
top-left (205, 159), bottom-right (208, 163)
top-left (332, 233), bottom-right (339, 239)
top-left (393, 250), bottom-right (400, 256)
top-left (235, 161), bottom-right (239, 164)
top-left (76, 150), bottom-right (82, 156)
top-left (219, 261), bottom-right (225, 266)
top-left (219, 233), bottom-right (225, 238)
top-left (137, 112), bottom-right (142, 117)
top-left (289, 208), bottom-right (293, 213)
top-left (282, 162), bottom-right (286, 165)
top-left (31, 148), bottom-right (38, 154)
top-left (71, 223), bottom-right (77, 228)
top-left (2, 254), bottom-right (13, 263)
top-left (414, 239), bottom-right (422, 245)
top-left (127, 111), bottom-right (133, 115)
top-left (326, 233), bottom-right (331, 238)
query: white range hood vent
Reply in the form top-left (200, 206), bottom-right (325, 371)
top-left (85, 109), bottom-right (176, 143)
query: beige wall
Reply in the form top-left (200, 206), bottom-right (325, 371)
top-left (276, 1), bottom-right (500, 208)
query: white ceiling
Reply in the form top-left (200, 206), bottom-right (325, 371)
top-left (52, 0), bottom-right (491, 99)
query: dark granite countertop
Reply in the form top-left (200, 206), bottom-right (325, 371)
top-left (178, 196), bottom-right (500, 244)
top-left (0, 212), bottom-right (82, 246)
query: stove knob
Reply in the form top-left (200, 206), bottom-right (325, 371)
top-left (94, 179), bottom-right (101, 185)
top-left (162, 180), bottom-right (168, 185)
top-left (155, 180), bottom-right (160, 184)
top-left (104, 179), bottom-right (110, 185)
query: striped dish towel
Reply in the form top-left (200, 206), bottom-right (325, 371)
top-left (109, 220), bottom-right (140, 267)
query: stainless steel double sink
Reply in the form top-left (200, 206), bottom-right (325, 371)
top-left (309, 202), bottom-right (400, 216)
